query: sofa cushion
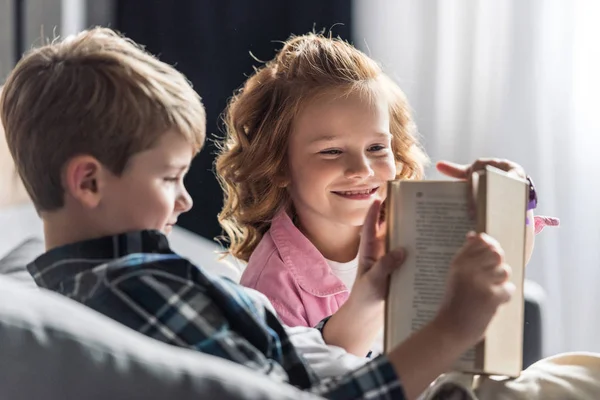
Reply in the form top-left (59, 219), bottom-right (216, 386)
top-left (0, 237), bottom-right (43, 287)
top-left (0, 204), bottom-right (43, 260)
top-left (0, 275), bottom-right (320, 399)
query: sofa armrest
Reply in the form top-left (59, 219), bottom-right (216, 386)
top-left (523, 279), bottom-right (545, 368)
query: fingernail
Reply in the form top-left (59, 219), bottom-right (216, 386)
top-left (503, 281), bottom-right (516, 292)
top-left (466, 231), bottom-right (477, 239)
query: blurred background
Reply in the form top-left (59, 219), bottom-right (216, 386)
top-left (1, 0), bottom-right (599, 360)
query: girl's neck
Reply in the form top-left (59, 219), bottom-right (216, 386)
top-left (294, 212), bottom-right (361, 263)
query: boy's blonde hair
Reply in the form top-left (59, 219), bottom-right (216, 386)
top-left (1, 27), bottom-right (206, 212)
top-left (216, 33), bottom-right (429, 261)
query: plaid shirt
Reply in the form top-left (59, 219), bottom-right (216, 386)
top-left (28, 230), bottom-right (406, 400)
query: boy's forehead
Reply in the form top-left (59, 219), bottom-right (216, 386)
top-left (134, 130), bottom-right (195, 166)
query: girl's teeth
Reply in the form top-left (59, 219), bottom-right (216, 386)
top-left (341, 189), bottom-right (372, 195)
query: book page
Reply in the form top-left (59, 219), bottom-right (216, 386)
top-left (480, 167), bottom-right (527, 376)
top-left (387, 181), bottom-right (476, 369)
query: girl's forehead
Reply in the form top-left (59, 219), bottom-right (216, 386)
top-left (297, 88), bottom-right (389, 121)
top-left (307, 83), bottom-right (387, 107)
top-left (291, 94), bottom-right (390, 142)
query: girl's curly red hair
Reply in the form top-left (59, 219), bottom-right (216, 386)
top-left (216, 33), bottom-right (428, 262)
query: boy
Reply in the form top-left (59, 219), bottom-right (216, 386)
top-left (1, 28), bottom-right (512, 400)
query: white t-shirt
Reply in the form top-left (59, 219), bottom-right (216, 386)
top-left (325, 257), bottom-right (358, 290)
top-left (326, 256), bottom-right (384, 355)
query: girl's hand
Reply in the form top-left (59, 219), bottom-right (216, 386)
top-left (437, 158), bottom-right (526, 180)
top-left (437, 158), bottom-right (539, 265)
top-left (353, 199), bottom-right (405, 304)
top-left (436, 158), bottom-right (527, 217)
top-left (322, 200), bottom-right (405, 357)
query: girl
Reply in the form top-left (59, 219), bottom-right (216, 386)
top-left (216, 33), bottom-right (553, 355)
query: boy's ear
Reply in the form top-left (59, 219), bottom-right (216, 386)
top-left (63, 155), bottom-right (104, 209)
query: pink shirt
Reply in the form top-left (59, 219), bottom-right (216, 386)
top-left (240, 210), bottom-right (349, 328)
top-left (241, 210), bottom-right (560, 329)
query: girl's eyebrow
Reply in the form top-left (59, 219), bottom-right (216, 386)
top-left (310, 131), bottom-right (392, 145)
top-left (309, 135), bottom-right (339, 144)
top-left (374, 131), bottom-right (393, 138)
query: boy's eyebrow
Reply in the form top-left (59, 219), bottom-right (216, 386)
top-left (164, 163), bottom-right (190, 172)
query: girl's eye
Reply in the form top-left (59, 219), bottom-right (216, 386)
top-left (319, 149), bottom-right (342, 155)
top-left (368, 144), bottom-right (387, 152)
top-left (164, 177), bottom-right (179, 183)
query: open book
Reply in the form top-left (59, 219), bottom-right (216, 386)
top-left (384, 166), bottom-right (528, 377)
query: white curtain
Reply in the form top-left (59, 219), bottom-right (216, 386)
top-left (354, 0), bottom-right (600, 356)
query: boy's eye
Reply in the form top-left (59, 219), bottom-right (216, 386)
top-left (319, 149), bottom-right (342, 155)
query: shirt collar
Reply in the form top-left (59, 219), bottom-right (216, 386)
top-left (27, 230), bottom-right (171, 290)
top-left (269, 210), bottom-right (347, 297)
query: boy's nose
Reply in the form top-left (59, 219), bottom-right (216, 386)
top-left (176, 187), bottom-right (193, 213)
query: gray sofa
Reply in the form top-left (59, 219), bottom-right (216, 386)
top-left (0, 239), bottom-right (320, 399)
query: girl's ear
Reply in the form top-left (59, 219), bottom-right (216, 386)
top-left (276, 176), bottom-right (290, 188)
top-left (275, 165), bottom-right (290, 188)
